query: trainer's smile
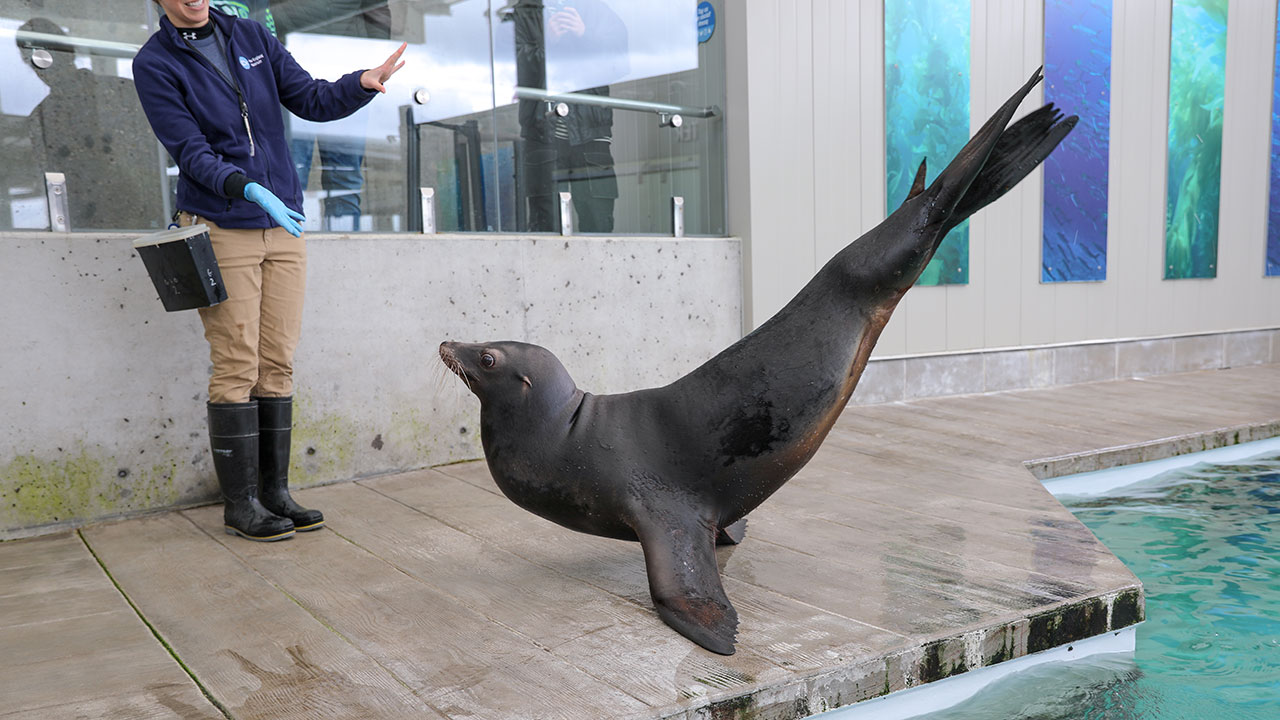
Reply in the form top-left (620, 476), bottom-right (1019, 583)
top-left (158, 0), bottom-right (210, 28)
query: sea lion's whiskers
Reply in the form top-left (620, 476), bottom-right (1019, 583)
top-left (429, 361), bottom-right (459, 397)
top-left (437, 344), bottom-right (474, 393)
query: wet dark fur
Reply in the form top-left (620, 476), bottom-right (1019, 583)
top-left (441, 69), bottom-right (1076, 655)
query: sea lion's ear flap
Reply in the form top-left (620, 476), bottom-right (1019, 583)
top-left (521, 375), bottom-right (533, 388)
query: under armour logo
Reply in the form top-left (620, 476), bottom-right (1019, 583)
top-left (182, 31), bottom-right (198, 40)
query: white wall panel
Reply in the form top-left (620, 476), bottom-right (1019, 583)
top-left (728, 0), bottom-right (1280, 352)
top-left (1219, 0), bottom-right (1276, 330)
top-left (734, 0), bottom-right (816, 328)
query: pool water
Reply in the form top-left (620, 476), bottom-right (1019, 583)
top-left (921, 450), bottom-right (1280, 719)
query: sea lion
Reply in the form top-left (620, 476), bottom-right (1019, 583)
top-left (440, 68), bottom-right (1075, 655)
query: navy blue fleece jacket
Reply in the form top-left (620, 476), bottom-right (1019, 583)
top-left (133, 9), bottom-right (376, 228)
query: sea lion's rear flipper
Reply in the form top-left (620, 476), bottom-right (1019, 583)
top-left (632, 508), bottom-right (739, 655)
top-left (921, 67), bottom-right (1048, 226)
top-left (716, 518), bottom-right (748, 546)
top-left (941, 104), bottom-right (1078, 234)
top-left (850, 68), bottom-right (1073, 296)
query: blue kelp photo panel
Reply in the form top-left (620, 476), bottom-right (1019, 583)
top-left (1165, 0), bottom-right (1227, 280)
top-left (885, 0), bottom-right (971, 286)
top-left (1043, 0), bottom-right (1112, 283)
top-left (1268, 7), bottom-right (1280, 277)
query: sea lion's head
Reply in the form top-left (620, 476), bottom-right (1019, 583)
top-left (439, 340), bottom-right (578, 416)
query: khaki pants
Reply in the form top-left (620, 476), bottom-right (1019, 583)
top-left (187, 215), bottom-right (306, 404)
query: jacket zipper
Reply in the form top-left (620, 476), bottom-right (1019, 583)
top-left (238, 100), bottom-right (254, 157)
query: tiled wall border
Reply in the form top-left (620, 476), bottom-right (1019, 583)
top-left (852, 327), bottom-right (1280, 405)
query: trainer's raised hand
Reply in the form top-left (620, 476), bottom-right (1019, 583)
top-left (360, 42), bottom-right (407, 94)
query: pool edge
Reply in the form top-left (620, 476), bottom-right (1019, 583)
top-left (1024, 420), bottom-right (1280, 481)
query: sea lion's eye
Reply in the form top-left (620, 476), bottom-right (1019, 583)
top-left (480, 353), bottom-right (496, 368)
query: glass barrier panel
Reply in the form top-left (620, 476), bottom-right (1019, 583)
top-left (0, 0), bottom-right (163, 231)
top-left (275, 0), bottom-right (498, 232)
top-left (481, 0), bottom-right (726, 235)
top-left (0, 0), bottom-right (725, 236)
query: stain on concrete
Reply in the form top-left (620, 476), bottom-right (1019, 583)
top-left (1027, 596), bottom-right (1109, 654)
top-left (707, 694), bottom-right (755, 720)
top-left (1, 449), bottom-right (186, 534)
top-left (918, 637), bottom-right (968, 683)
top-left (1111, 587), bottom-right (1145, 628)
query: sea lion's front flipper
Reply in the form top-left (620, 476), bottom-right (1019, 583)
top-left (631, 507), bottom-right (739, 655)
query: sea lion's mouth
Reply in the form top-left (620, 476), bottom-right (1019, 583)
top-left (439, 343), bottom-right (474, 388)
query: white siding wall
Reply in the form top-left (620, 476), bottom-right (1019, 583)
top-left (728, 0), bottom-right (1280, 354)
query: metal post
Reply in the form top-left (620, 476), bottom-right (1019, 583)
top-left (559, 192), bottom-right (574, 236)
top-left (672, 196), bottom-right (685, 238)
top-left (461, 120), bottom-right (486, 231)
top-left (420, 188), bottom-right (436, 234)
top-left (513, 140), bottom-right (526, 231)
top-left (402, 105), bottom-right (421, 231)
top-left (45, 172), bottom-right (68, 232)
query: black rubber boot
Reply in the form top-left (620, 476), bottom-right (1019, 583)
top-left (255, 396), bottom-right (325, 531)
top-left (208, 402), bottom-right (295, 541)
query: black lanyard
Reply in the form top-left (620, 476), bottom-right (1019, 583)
top-left (180, 26), bottom-right (256, 157)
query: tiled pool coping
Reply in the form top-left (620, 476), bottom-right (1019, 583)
top-left (1026, 420), bottom-right (1280, 481)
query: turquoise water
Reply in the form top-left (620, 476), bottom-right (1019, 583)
top-left (924, 451), bottom-right (1280, 719)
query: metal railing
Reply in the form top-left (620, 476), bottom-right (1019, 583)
top-left (14, 31), bottom-right (141, 60)
top-left (513, 86), bottom-right (719, 120)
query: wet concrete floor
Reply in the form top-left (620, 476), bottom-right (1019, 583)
top-left (2, 364), bottom-right (1277, 719)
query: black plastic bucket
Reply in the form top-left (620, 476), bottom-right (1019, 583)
top-left (133, 224), bottom-right (228, 312)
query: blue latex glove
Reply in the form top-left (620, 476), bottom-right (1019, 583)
top-left (244, 182), bottom-right (305, 237)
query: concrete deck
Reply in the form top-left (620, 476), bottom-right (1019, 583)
top-left (3, 364), bottom-right (1278, 719)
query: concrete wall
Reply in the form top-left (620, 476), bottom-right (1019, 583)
top-left (0, 233), bottom-right (742, 537)
top-left (727, 0), bottom-right (1280, 349)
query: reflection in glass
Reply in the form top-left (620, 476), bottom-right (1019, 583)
top-left (284, 0), bottom-right (499, 232)
top-left (274, 1), bottom-right (393, 231)
top-left (0, 1), bottom-right (161, 230)
top-left (488, 0), bottom-right (724, 235)
top-left (509, 0), bottom-right (627, 232)
top-left (0, 0), bottom-right (726, 236)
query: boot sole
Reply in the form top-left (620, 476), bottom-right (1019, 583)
top-left (293, 520), bottom-right (325, 532)
top-left (225, 526), bottom-right (296, 542)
